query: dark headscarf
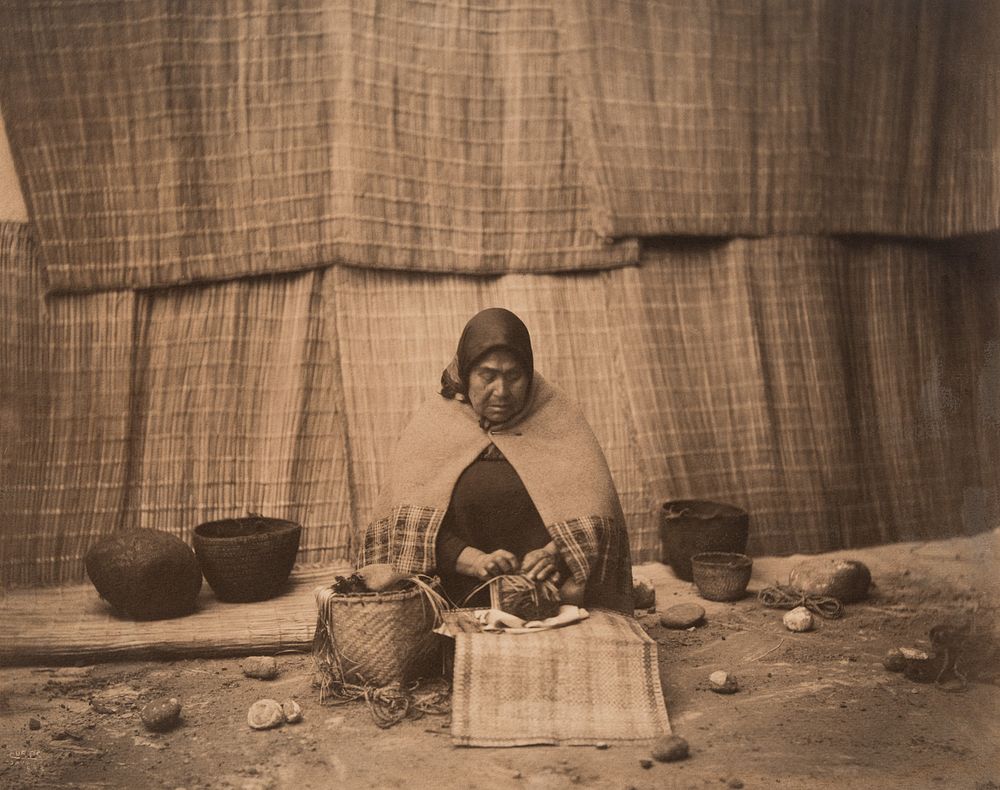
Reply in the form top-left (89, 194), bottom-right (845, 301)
top-left (440, 308), bottom-right (534, 404)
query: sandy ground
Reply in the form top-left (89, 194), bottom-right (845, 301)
top-left (2, 530), bottom-right (998, 790)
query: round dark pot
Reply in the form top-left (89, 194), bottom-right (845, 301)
top-left (659, 500), bottom-right (749, 582)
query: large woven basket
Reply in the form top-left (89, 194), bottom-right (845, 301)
top-left (193, 516), bottom-right (301, 603)
top-left (691, 552), bottom-right (753, 602)
top-left (314, 582), bottom-right (441, 688)
top-left (660, 500), bottom-right (749, 582)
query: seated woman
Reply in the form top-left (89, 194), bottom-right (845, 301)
top-left (360, 308), bottom-right (633, 614)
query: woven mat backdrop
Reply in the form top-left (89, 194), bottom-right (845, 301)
top-left (554, 0), bottom-right (1000, 237)
top-left (3, 221), bottom-right (998, 586)
top-left (614, 236), bottom-right (1000, 554)
top-left (1, 2), bottom-right (998, 293)
top-left (0, 0), bottom-right (637, 293)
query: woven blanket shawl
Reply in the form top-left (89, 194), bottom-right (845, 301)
top-left (450, 609), bottom-right (670, 746)
top-left (360, 375), bottom-right (634, 614)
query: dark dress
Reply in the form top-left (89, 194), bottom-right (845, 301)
top-left (435, 444), bottom-right (562, 606)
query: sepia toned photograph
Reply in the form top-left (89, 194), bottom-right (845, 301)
top-left (0, 2), bottom-right (998, 788)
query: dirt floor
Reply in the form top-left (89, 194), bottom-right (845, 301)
top-left (2, 530), bottom-right (999, 790)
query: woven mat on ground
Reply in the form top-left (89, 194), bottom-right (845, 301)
top-left (449, 609), bottom-right (670, 747)
top-left (0, 564), bottom-right (350, 666)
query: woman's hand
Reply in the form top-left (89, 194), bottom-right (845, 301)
top-left (471, 549), bottom-right (519, 579)
top-left (522, 545), bottom-right (559, 582)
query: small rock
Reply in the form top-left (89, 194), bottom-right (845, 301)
top-left (660, 603), bottom-right (705, 629)
top-left (595, 741), bottom-right (609, 750)
top-left (728, 780), bottom-right (745, 789)
top-left (633, 573), bottom-right (656, 610)
top-left (651, 734), bottom-right (689, 762)
top-left (242, 656), bottom-right (279, 680)
top-left (247, 699), bottom-right (285, 730)
top-left (52, 729), bottom-right (84, 741)
top-left (28, 718), bottom-right (41, 730)
top-left (882, 648), bottom-right (906, 672)
top-left (899, 648), bottom-right (929, 661)
top-left (512, 770), bottom-right (522, 779)
top-left (709, 671), bottom-right (739, 694)
top-left (281, 699), bottom-right (303, 724)
top-left (140, 697), bottom-right (182, 732)
top-left (783, 606), bottom-right (814, 632)
top-left (639, 758), bottom-right (654, 769)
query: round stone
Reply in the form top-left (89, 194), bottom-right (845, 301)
top-left (281, 699), bottom-right (303, 724)
top-left (709, 671), bottom-right (739, 694)
top-left (788, 559), bottom-right (871, 603)
top-left (247, 699), bottom-right (285, 730)
top-left (659, 603), bottom-right (706, 629)
top-left (140, 697), bottom-right (182, 732)
top-left (882, 648), bottom-right (906, 672)
top-left (242, 656), bottom-right (279, 680)
top-left (651, 735), bottom-right (689, 762)
top-left (783, 606), bottom-right (815, 632)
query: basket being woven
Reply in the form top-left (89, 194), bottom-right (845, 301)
top-left (691, 552), bottom-right (753, 602)
top-left (314, 582), bottom-right (441, 689)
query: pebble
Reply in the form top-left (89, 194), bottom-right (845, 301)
top-left (247, 699), bottom-right (285, 730)
top-left (242, 656), bottom-right (279, 680)
top-left (140, 697), bottom-right (182, 732)
top-left (281, 699), bottom-right (303, 724)
top-left (900, 648), bottom-right (929, 661)
top-left (595, 742), bottom-right (609, 750)
top-left (659, 603), bottom-right (706, 629)
top-left (512, 770), bottom-right (522, 779)
top-left (639, 758), bottom-right (654, 769)
top-left (783, 606), bottom-right (815, 632)
top-left (28, 718), bottom-right (41, 730)
top-left (709, 671), bottom-right (739, 694)
top-left (728, 780), bottom-right (745, 789)
top-left (651, 734), bottom-right (689, 762)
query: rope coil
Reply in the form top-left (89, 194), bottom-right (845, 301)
top-left (757, 583), bottom-right (845, 619)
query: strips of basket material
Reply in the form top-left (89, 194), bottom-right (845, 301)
top-left (123, 269), bottom-right (355, 566)
top-left (612, 236), bottom-right (1000, 555)
top-left (326, 266), bottom-right (655, 561)
top-left (555, 0), bottom-right (1000, 237)
top-left (0, 222), bottom-right (136, 586)
top-left (0, 565), bottom-right (349, 664)
top-left (0, 0), bottom-right (636, 294)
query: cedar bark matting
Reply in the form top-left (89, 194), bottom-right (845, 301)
top-left (0, 565), bottom-right (350, 664)
top-left (0, 1), bottom-right (996, 291)
top-left (3, 222), bottom-right (997, 586)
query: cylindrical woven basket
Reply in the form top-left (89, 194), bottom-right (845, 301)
top-left (193, 517), bottom-right (301, 603)
top-left (314, 583), bottom-right (441, 688)
top-left (691, 552), bottom-right (753, 602)
top-left (660, 500), bottom-right (749, 582)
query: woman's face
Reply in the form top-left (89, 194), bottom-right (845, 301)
top-left (467, 349), bottom-right (529, 424)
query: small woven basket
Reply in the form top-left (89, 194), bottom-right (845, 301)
top-left (313, 582), bottom-right (442, 689)
top-left (193, 516), bottom-right (301, 603)
top-left (691, 552), bottom-right (753, 602)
